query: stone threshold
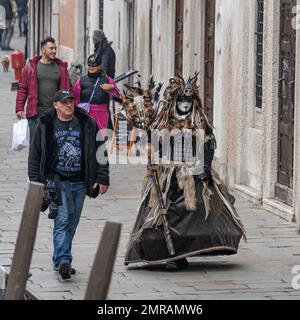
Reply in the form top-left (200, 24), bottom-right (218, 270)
top-left (263, 198), bottom-right (295, 223)
top-left (234, 184), bottom-right (262, 205)
top-left (234, 184), bottom-right (295, 223)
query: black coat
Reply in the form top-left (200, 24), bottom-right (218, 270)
top-left (0, 0), bottom-right (13, 20)
top-left (80, 74), bottom-right (109, 105)
top-left (15, 0), bottom-right (28, 14)
top-left (28, 107), bottom-right (109, 197)
top-left (94, 39), bottom-right (116, 79)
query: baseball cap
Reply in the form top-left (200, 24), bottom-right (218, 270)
top-left (53, 90), bottom-right (75, 103)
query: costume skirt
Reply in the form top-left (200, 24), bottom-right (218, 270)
top-left (125, 169), bottom-right (246, 265)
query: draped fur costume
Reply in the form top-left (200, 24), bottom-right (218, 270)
top-left (116, 74), bottom-right (246, 267)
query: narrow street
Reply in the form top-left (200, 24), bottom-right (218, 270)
top-left (0, 35), bottom-right (300, 300)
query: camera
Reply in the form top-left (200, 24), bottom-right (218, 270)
top-left (91, 184), bottom-right (100, 198)
top-left (41, 185), bottom-right (59, 219)
top-left (47, 190), bottom-right (59, 219)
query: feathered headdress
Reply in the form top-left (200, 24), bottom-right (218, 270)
top-left (118, 75), bottom-right (163, 129)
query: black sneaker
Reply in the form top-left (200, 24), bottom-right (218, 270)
top-left (165, 258), bottom-right (189, 271)
top-left (54, 266), bottom-right (76, 275)
top-left (58, 261), bottom-right (71, 280)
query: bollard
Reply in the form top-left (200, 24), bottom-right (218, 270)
top-left (84, 222), bottom-right (121, 300)
top-left (11, 50), bottom-right (25, 91)
top-left (4, 182), bottom-right (44, 300)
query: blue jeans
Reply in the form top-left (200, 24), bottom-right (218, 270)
top-left (53, 181), bottom-right (86, 268)
top-left (1, 20), bottom-right (14, 48)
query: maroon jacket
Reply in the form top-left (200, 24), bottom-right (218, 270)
top-left (16, 56), bottom-right (73, 118)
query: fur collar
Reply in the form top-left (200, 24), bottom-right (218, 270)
top-left (38, 107), bottom-right (90, 125)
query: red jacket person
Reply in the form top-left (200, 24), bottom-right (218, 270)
top-left (15, 36), bottom-right (73, 143)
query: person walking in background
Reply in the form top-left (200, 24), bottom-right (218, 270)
top-left (0, 3), bottom-right (6, 48)
top-left (0, 0), bottom-right (15, 51)
top-left (73, 53), bottom-right (119, 135)
top-left (93, 29), bottom-right (116, 79)
top-left (15, 36), bottom-right (73, 143)
top-left (28, 90), bottom-right (109, 280)
top-left (15, 0), bottom-right (28, 37)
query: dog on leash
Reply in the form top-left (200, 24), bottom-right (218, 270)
top-left (1, 56), bottom-right (10, 72)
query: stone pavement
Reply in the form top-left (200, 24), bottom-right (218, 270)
top-left (0, 35), bottom-right (300, 301)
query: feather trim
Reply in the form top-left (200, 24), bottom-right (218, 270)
top-left (202, 182), bottom-right (214, 220)
top-left (176, 168), bottom-right (197, 211)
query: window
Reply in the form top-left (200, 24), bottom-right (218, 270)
top-left (99, 0), bottom-right (104, 30)
top-left (256, 0), bottom-right (264, 108)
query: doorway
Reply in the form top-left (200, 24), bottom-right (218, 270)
top-left (276, 0), bottom-right (296, 206)
top-left (204, 0), bottom-right (216, 124)
top-left (174, 0), bottom-right (184, 77)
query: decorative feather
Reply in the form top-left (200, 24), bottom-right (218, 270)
top-left (202, 182), bottom-right (214, 220)
top-left (176, 168), bottom-right (197, 211)
top-left (154, 83), bottom-right (163, 102)
top-left (148, 75), bottom-right (155, 90)
top-left (136, 78), bottom-right (142, 89)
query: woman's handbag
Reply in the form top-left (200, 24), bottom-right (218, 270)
top-left (77, 77), bottom-right (101, 113)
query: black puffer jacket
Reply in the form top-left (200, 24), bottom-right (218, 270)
top-left (94, 39), bottom-right (116, 79)
top-left (80, 74), bottom-right (109, 105)
top-left (15, 0), bottom-right (28, 14)
top-left (28, 107), bottom-right (109, 196)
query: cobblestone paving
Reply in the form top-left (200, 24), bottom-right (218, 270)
top-left (0, 36), bottom-right (300, 300)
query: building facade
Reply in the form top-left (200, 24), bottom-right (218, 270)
top-left (28, 0), bottom-right (102, 68)
top-left (28, 0), bottom-right (300, 230)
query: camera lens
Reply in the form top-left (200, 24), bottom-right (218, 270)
top-left (48, 202), bottom-right (58, 219)
top-left (48, 211), bottom-right (57, 219)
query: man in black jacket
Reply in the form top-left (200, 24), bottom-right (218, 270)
top-left (29, 90), bottom-right (109, 280)
top-left (15, 0), bottom-right (28, 36)
top-left (93, 29), bottom-right (116, 79)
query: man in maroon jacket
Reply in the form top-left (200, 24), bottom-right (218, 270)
top-left (15, 36), bottom-right (73, 142)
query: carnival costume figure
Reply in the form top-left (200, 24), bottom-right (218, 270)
top-left (116, 74), bottom-right (246, 271)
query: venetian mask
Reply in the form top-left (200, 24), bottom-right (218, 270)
top-left (176, 96), bottom-right (193, 114)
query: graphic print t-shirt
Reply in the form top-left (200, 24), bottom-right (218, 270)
top-left (53, 117), bottom-right (83, 180)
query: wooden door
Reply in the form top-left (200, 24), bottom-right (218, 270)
top-left (84, 0), bottom-right (87, 64)
top-left (149, 0), bottom-right (153, 75)
top-left (204, 0), bottom-right (215, 124)
top-left (127, 0), bottom-right (135, 77)
top-left (276, 0), bottom-right (296, 205)
top-left (174, 0), bottom-right (184, 77)
top-left (99, 0), bottom-right (104, 30)
top-left (256, 0), bottom-right (265, 108)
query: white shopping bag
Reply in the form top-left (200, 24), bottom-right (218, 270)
top-left (12, 119), bottom-right (30, 151)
